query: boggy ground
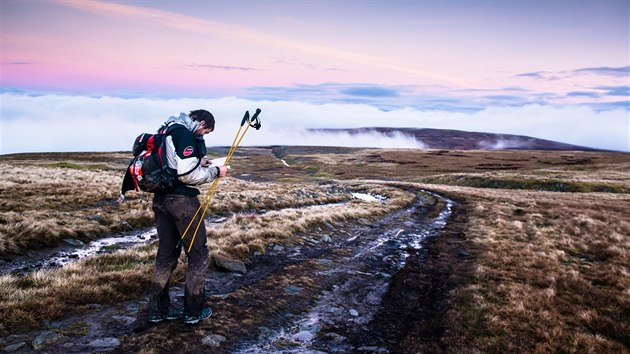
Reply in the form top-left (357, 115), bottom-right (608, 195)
top-left (118, 187), bottom-right (459, 353)
top-left (1, 148), bottom-right (629, 353)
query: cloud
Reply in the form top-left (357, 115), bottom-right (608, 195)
top-left (594, 86), bottom-right (629, 97)
top-left (1, 93), bottom-right (628, 154)
top-left (515, 72), bottom-right (548, 80)
top-left (574, 66), bottom-right (630, 76)
top-left (246, 82), bottom-right (576, 111)
top-left (52, 0), bottom-right (463, 85)
top-left (566, 91), bottom-right (601, 98)
top-left (516, 66), bottom-right (630, 81)
top-left (478, 138), bottom-right (528, 150)
top-left (341, 86), bottom-right (399, 97)
top-left (189, 64), bottom-right (260, 72)
top-left (2, 61), bottom-right (33, 65)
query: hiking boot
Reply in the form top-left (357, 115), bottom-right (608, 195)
top-left (149, 308), bottom-right (183, 323)
top-left (183, 307), bottom-right (212, 325)
top-left (165, 308), bottom-right (183, 320)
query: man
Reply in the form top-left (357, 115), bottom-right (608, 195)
top-left (148, 109), bottom-right (228, 325)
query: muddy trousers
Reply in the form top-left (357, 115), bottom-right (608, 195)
top-left (149, 194), bottom-right (209, 318)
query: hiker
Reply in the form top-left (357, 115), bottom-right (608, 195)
top-left (148, 110), bottom-right (228, 325)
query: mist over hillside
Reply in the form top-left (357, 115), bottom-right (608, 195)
top-left (311, 127), bottom-right (603, 151)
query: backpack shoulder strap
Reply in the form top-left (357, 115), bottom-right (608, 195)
top-left (156, 123), bottom-right (201, 177)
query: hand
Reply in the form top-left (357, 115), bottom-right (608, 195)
top-left (201, 159), bottom-right (212, 167)
top-left (217, 165), bottom-right (228, 177)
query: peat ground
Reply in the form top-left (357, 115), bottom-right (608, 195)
top-left (1, 147), bottom-right (628, 353)
top-left (0, 187), bottom-right (461, 353)
top-left (119, 188), bottom-right (457, 353)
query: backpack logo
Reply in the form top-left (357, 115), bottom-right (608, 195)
top-left (183, 146), bottom-right (194, 157)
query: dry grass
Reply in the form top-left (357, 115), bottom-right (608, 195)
top-left (414, 184), bottom-right (630, 353)
top-left (1, 148), bottom-right (629, 352)
top-left (0, 246), bottom-right (156, 333)
top-left (0, 161), bottom-right (155, 256)
top-left (0, 159), bottom-right (415, 334)
top-left (0, 154), bottom-right (367, 256)
top-left (207, 183), bottom-right (414, 259)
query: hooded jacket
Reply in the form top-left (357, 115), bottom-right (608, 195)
top-left (159, 112), bottom-right (219, 196)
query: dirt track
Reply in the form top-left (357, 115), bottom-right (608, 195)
top-left (3, 187), bottom-right (473, 353)
top-left (113, 188), bottom-right (471, 354)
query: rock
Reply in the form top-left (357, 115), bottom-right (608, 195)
top-left (321, 235), bottom-right (333, 243)
top-left (284, 285), bottom-right (302, 295)
top-left (272, 245), bottom-right (285, 252)
top-left (87, 214), bottom-right (105, 224)
top-left (63, 238), bottom-right (84, 246)
top-left (293, 331), bottom-right (314, 342)
top-left (327, 307), bottom-right (344, 316)
top-left (121, 220), bottom-right (133, 230)
top-left (302, 323), bottom-right (322, 334)
top-left (32, 331), bottom-right (65, 351)
top-left (88, 337), bottom-right (120, 348)
top-left (3, 342), bottom-right (26, 352)
top-left (349, 309), bottom-right (359, 317)
top-left (213, 255), bottom-right (247, 274)
top-left (317, 259), bottom-right (334, 267)
top-left (201, 334), bottom-right (227, 348)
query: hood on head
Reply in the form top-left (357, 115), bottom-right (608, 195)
top-left (165, 112), bottom-right (200, 132)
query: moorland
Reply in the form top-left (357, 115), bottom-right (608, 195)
top-left (0, 147), bottom-right (629, 353)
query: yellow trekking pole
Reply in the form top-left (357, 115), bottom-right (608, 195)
top-left (180, 109), bottom-right (262, 254)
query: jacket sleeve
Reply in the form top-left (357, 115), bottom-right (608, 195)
top-left (171, 130), bottom-right (219, 185)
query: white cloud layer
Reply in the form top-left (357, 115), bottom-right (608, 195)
top-left (1, 93), bottom-right (628, 154)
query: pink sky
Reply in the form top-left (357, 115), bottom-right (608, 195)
top-left (1, 0), bottom-right (627, 105)
top-left (1, 0), bottom-right (629, 154)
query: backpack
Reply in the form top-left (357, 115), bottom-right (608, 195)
top-left (120, 124), bottom-right (200, 198)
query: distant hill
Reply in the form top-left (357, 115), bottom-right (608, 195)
top-left (311, 127), bottom-right (600, 151)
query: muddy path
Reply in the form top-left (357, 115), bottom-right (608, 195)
top-left (117, 188), bottom-right (455, 353)
top-left (2, 188), bottom-right (461, 353)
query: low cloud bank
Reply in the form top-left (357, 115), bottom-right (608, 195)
top-left (1, 93), bottom-right (628, 154)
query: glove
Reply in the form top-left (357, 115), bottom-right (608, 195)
top-left (216, 165), bottom-right (228, 177)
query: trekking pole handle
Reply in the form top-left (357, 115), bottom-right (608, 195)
top-left (240, 111), bottom-right (250, 127)
top-left (252, 108), bottom-right (261, 120)
top-left (250, 108), bottom-right (262, 130)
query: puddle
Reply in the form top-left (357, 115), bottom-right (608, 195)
top-left (351, 192), bottom-right (386, 203)
top-left (0, 226), bottom-right (157, 276)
